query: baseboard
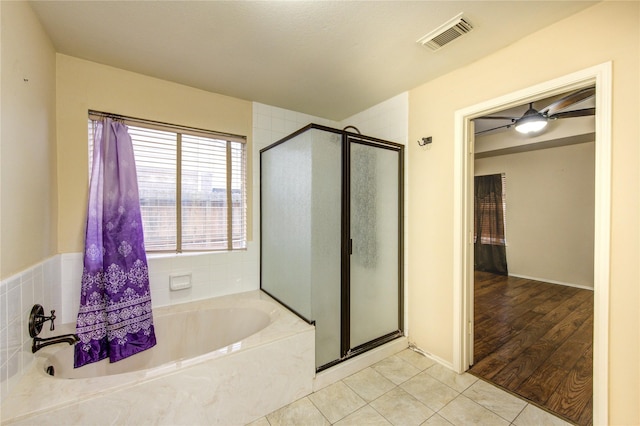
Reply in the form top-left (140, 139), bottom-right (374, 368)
top-left (508, 273), bottom-right (594, 291)
top-left (408, 342), bottom-right (455, 371)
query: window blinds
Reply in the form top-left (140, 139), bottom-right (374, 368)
top-left (88, 112), bottom-right (246, 252)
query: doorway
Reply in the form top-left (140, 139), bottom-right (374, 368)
top-left (453, 63), bottom-right (611, 425)
top-left (473, 105), bottom-right (597, 419)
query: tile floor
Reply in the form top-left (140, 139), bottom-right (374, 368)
top-left (249, 349), bottom-right (573, 426)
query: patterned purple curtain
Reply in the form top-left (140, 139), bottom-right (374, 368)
top-left (75, 118), bottom-right (156, 368)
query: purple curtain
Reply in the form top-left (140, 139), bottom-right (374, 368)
top-left (75, 118), bottom-right (156, 368)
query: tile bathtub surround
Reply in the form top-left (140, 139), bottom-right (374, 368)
top-left (254, 349), bottom-right (573, 426)
top-left (0, 256), bottom-right (61, 403)
top-left (57, 245), bottom-right (261, 325)
top-left (3, 291), bottom-right (316, 425)
top-left (1, 246), bottom-right (260, 403)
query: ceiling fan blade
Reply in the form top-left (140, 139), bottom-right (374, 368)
top-left (474, 116), bottom-right (517, 121)
top-left (540, 86), bottom-right (595, 116)
top-left (549, 108), bottom-right (596, 119)
top-left (474, 123), bottom-right (514, 135)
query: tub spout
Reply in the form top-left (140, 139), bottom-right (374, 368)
top-left (32, 333), bottom-right (79, 353)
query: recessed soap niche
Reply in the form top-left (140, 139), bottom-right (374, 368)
top-left (169, 273), bottom-right (192, 291)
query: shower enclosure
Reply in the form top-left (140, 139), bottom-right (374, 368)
top-left (260, 124), bottom-right (403, 371)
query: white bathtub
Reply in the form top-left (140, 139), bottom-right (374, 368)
top-left (48, 305), bottom-right (271, 379)
top-left (1, 290), bottom-right (315, 425)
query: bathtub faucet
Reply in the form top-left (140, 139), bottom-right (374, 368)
top-left (28, 303), bottom-right (79, 353)
top-left (32, 333), bottom-right (80, 353)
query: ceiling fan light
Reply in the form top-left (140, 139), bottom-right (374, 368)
top-left (515, 118), bottom-right (547, 133)
top-left (515, 108), bottom-right (548, 134)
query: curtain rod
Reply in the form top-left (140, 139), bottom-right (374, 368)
top-left (88, 109), bottom-right (247, 143)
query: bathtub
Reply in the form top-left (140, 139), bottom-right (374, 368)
top-left (1, 290), bottom-right (315, 425)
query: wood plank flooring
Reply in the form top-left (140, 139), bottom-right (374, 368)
top-left (470, 271), bottom-right (593, 426)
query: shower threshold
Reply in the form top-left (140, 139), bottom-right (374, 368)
top-left (313, 336), bottom-right (408, 392)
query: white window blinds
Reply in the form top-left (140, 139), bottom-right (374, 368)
top-left (88, 112), bottom-right (247, 252)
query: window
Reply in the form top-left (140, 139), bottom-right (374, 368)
top-left (474, 173), bottom-right (507, 245)
top-left (88, 112), bottom-right (247, 252)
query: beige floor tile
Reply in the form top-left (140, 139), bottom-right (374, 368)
top-left (396, 349), bottom-right (436, 371)
top-left (462, 379), bottom-right (527, 422)
top-left (334, 405), bottom-right (392, 426)
top-left (424, 363), bottom-right (478, 392)
top-left (370, 387), bottom-right (434, 426)
top-left (512, 404), bottom-right (573, 426)
top-left (400, 371), bottom-right (460, 412)
top-left (308, 381), bottom-right (366, 423)
top-left (266, 397), bottom-right (330, 426)
top-left (438, 395), bottom-right (510, 426)
top-left (246, 417), bottom-right (271, 426)
top-left (372, 354), bottom-right (421, 385)
top-left (343, 367), bottom-right (396, 402)
top-left (420, 413), bottom-right (454, 425)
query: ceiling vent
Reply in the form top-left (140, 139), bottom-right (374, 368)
top-left (417, 13), bottom-right (473, 51)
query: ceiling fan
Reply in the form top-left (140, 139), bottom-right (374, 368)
top-left (474, 86), bottom-right (595, 135)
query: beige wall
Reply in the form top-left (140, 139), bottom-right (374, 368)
top-left (56, 55), bottom-right (253, 253)
top-left (0, 1), bottom-right (57, 279)
top-left (475, 142), bottom-right (595, 288)
top-left (4, 1), bottom-right (638, 422)
top-left (408, 2), bottom-right (639, 424)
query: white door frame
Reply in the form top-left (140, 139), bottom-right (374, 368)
top-left (452, 62), bottom-right (611, 425)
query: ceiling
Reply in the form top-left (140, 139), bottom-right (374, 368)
top-left (29, 1), bottom-right (597, 121)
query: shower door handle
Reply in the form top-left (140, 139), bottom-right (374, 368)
top-left (349, 239), bottom-right (353, 255)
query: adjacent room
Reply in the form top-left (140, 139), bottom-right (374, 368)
top-left (1, 1), bottom-right (638, 425)
top-left (471, 88), bottom-right (596, 425)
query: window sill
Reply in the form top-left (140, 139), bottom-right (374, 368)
top-left (146, 250), bottom-right (238, 260)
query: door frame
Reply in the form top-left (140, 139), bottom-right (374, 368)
top-left (452, 62), bottom-right (611, 425)
top-left (341, 134), bottom-right (405, 359)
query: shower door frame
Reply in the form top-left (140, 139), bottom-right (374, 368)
top-left (337, 133), bottom-right (405, 371)
top-left (259, 123), bottom-right (405, 372)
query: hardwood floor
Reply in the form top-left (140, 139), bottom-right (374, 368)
top-left (470, 271), bottom-right (593, 426)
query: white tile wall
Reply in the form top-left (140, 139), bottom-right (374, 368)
top-left (340, 92), bottom-right (409, 144)
top-left (55, 245), bottom-right (262, 326)
top-left (252, 102), bottom-right (339, 151)
top-left (253, 93), bottom-right (409, 151)
top-left (0, 256), bottom-right (61, 402)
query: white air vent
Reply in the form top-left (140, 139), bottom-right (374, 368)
top-left (417, 13), bottom-right (473, 51)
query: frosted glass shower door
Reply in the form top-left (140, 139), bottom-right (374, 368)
top-left (349, 141), bottom-right (400, 348)
top-left (260, 128), bottom-right (342, 368)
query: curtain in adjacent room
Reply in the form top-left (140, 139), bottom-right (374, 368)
top-left (474, 174), bottom-right (508, 275)
top-left (75, 118), bottom-right (156, 368)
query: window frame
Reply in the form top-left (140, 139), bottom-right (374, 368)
top-left (88, 110), bottom-right (247, 253)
